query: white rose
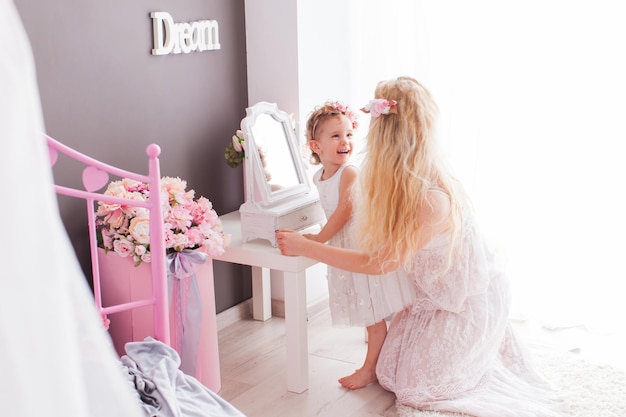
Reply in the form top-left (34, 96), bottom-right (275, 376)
top-left (129, 217), bottom-right (151, 244)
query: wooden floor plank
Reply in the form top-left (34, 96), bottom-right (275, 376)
top-left (217, 307), bottom-right (395, 416)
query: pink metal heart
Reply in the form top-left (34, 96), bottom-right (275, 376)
top-left (82, 166), bottom-right (110, 192)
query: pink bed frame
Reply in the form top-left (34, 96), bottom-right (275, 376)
top-left (46, 135), bottom-right (170, 346)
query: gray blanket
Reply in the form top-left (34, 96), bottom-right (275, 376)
top-left (120, 338), bottom-right (246, 417)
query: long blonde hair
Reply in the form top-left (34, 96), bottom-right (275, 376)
top-left (354, 76), bottom-right (465, 271)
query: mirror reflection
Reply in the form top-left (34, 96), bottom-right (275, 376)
top-left (250, 113), bottom-right (300, 192)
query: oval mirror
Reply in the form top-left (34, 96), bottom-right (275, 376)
top-left (250, 113), bottom-right (300, 192)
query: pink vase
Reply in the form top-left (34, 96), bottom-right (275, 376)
top-left (98, 248), bottom-right (221, 392)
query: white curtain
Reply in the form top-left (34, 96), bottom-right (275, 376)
top-left (348, 0), bottom-right (626, 333)
top-left (1, 2), bottom-right (144, 415)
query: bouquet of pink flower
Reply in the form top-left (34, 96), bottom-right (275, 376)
top-left (96, 176), bottom-right (228, 266)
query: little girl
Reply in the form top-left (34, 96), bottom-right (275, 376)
top-left (303, 101), bottom-right (415, 390)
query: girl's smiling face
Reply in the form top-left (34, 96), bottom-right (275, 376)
top-left (309, 114), bottom-right (354, 171)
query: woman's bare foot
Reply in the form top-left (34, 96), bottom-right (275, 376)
top-left (338, 367), bottom-right (377, 390)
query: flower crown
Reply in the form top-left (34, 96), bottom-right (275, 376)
top-left (311, 100), bottom-right (359, 138)
top-left (361, 99), bottom-right (398, 118)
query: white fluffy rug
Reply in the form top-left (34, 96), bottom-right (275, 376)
top-left (384, 351), bottom-right (626, 417)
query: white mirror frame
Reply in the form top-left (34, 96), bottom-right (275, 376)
top-left (238, 102), bottom-right (325, 246)
top-left (240, 101), bottom-right (311, 207)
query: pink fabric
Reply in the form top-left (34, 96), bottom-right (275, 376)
top-left (376, 207), bottom-right (570, 416)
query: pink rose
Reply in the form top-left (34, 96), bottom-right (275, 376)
top-left (204, 232), bottom-right (227, 256)
top-left (160, 177), bottom-right (187, 194)
top-left (191, 197), bottom-right (215, 224)
top-left (104, 181), bottom-right (127, 198)
top-left (134, 244), bottom-right (147, 256)
top-left (95, 201), bottom-right (120, 217)
top-left (100, 228), bottom-right (115, 249)
top-left (166, 205), bottom-right (193, 231)
top-left (113, 239), bottom-right (135, 257)
top-left (121, 178), bottom-right (144, 191)
top-left (166, 233), bottom-right (190, 252)
top-left (186, 227), bottom-right (204, 246)
top-left (105, 209), bottom-right (126, 229)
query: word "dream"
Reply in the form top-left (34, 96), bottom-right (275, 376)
top-left (151, 11), bottom-right (221, 55)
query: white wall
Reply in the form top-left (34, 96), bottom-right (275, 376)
top-left (243, 0), bottom-right (339, 304)
top-left (340, 0), bottom-right (626, 329)
top-left (248, 0), bottom-right (626, 330)
top-left (243, 0), bottom-right (425, 306)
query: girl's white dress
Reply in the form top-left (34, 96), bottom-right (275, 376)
top-left (314, 164), bottom-right (415, 327)
top-left (376, 197), bottom-right (569, 416)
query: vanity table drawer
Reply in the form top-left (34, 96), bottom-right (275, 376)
top-left (277, 202), bottom-right (325, 231)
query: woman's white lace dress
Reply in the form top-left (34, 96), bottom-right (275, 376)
top-left (376, 202), bottom-right (569, 416)
top-left (314, 164), bottom-right (415, 327)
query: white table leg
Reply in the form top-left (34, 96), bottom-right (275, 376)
top-left (251, 266), bottom-right (271, 321)
top-left (283, 270), bottom-right (309, 393)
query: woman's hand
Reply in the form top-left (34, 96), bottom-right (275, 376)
top-left (277, 228), bottom-right (384, 273)
top-left (275, 229), bottom-right (309, 256)
top-left (303, 233), bottom-right (320, 242)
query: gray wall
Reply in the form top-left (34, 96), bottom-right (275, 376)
top-left (14, 0), bottom-right (252, 313)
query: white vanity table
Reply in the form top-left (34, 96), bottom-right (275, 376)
top-left (216, 101), bottom-right (327, 393)
top-left (212, 210), bottom-right (320, 393)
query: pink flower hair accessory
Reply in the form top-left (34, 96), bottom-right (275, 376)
top-left (311, 100), bottom-right (359, 138)
top-left (361, 99), bottom-right (398, 118)
top-left (327, 101), bottom-right (359, 129)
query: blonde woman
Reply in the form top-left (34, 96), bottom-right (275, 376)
top-left (276, 77), bottom-right (568, 416)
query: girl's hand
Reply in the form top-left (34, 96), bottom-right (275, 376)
top-left (275, 229), bottom-right (309, 256)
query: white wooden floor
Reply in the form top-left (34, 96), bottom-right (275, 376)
top-left (215, 302), bottom-right (626, 417)
top-left (216, 305), bottom-right (396, 417)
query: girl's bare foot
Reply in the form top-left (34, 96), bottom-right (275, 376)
top-left (338, 367), bottom-right (377, 390)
